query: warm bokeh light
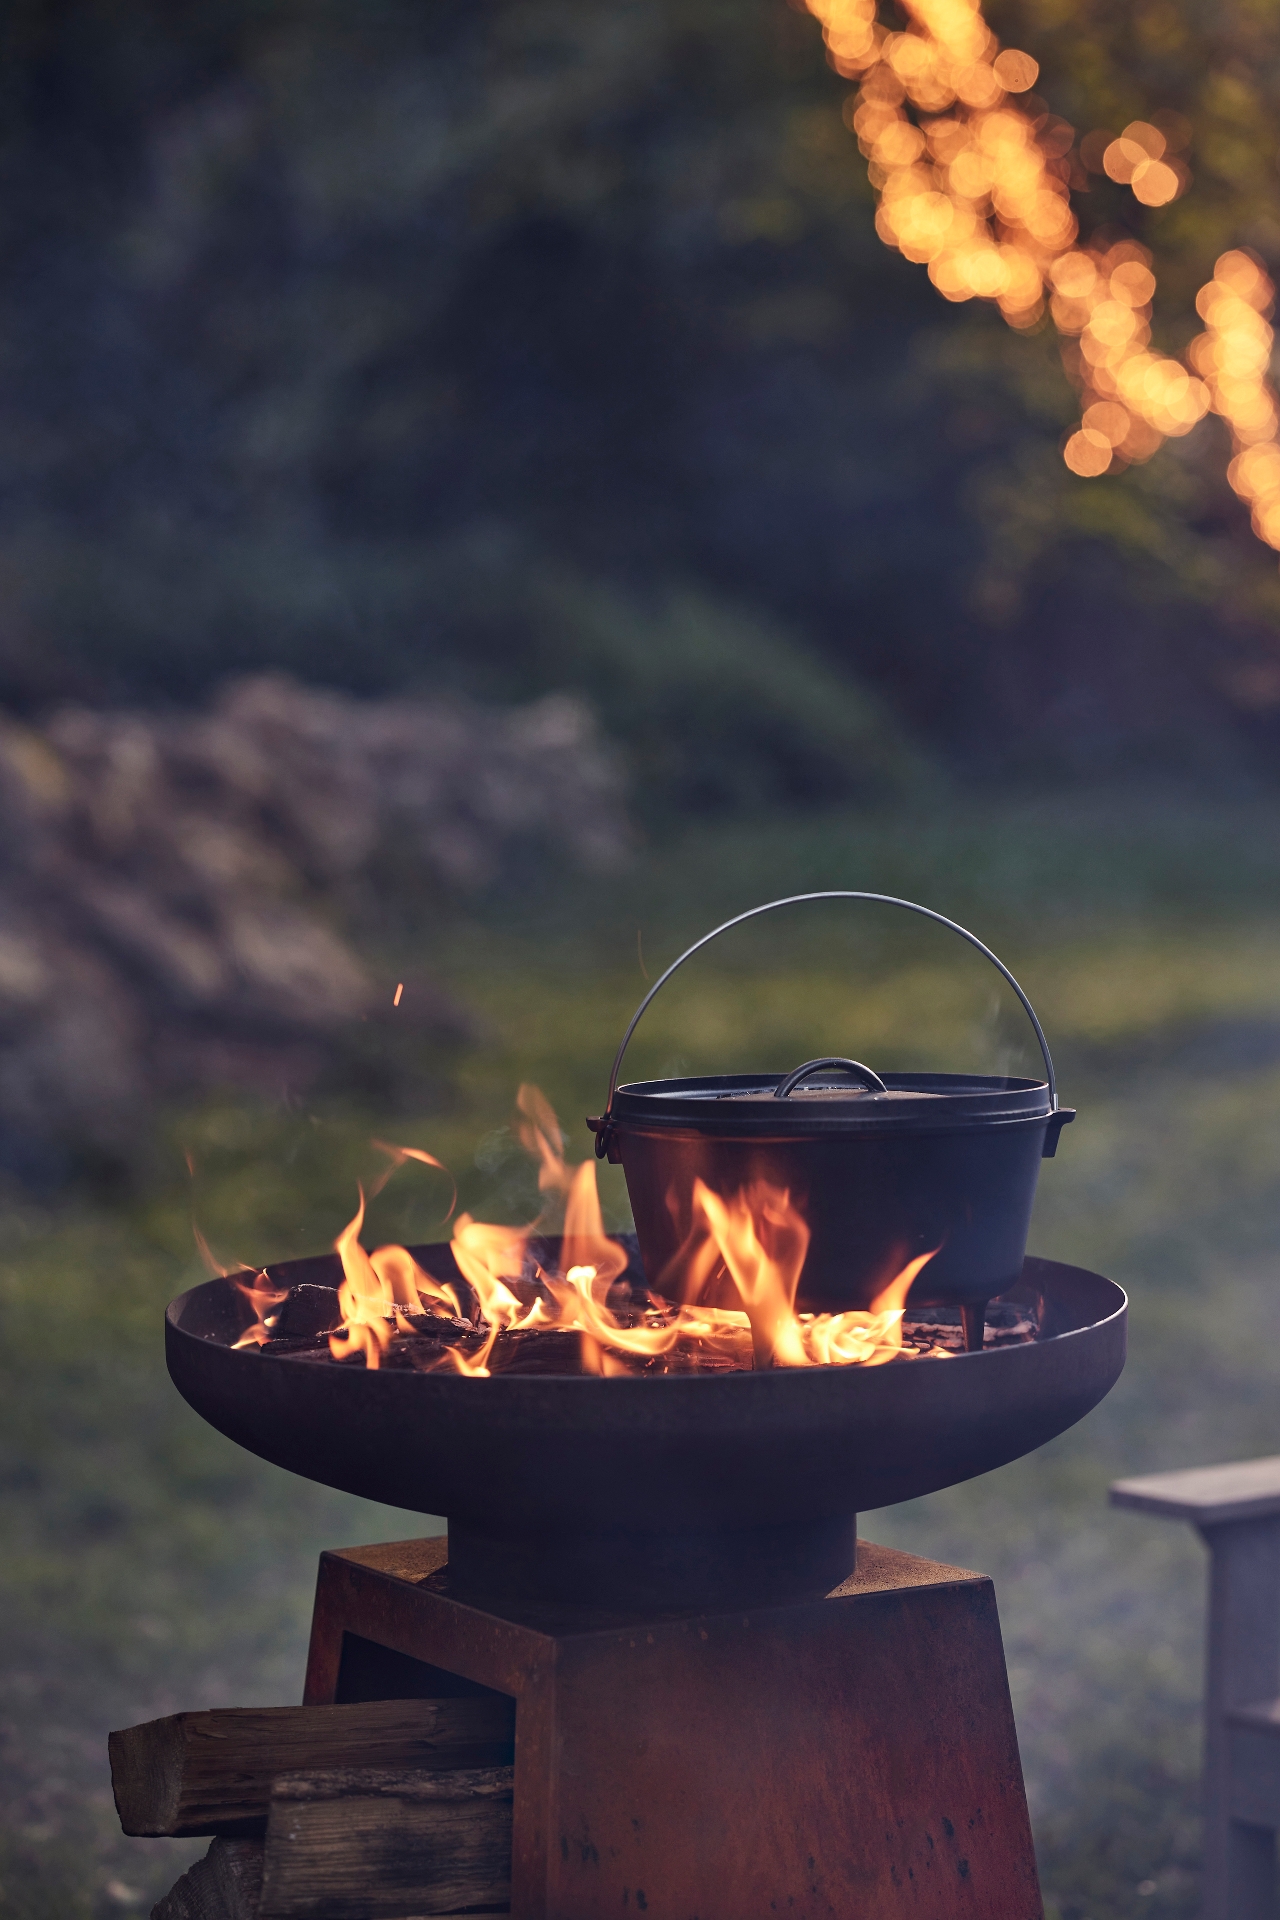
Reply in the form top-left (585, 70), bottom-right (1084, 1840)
top-left (1189, 251), bottom-right (1280, 553)
top-left (992, 49), bottom-right (1038, 92)
top-left (1055, 239), bottom-right (1210, 471)
top-left (809, 0), bottom-right (1278, 554)
top-left (1100, 122), bottom-right (1187, 208)
top-left (812, 0), bottom-right (1075, 328)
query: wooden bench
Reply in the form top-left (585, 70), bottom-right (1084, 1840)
top-left (1111, 1456), bottom-right (1280, 1920)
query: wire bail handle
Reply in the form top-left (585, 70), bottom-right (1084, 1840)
top-left (590, 890), bottom-right (1060, 1159)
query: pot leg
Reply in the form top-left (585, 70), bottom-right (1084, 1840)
top-left (960, 1301), bottom-right (988, 1352)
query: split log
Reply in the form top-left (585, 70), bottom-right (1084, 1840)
top-left (258, 1765), bottom-right (513, 1919)
top-left (150, 1837), bottom-right (264, 1920)
top-left (111, 1698), bottom-right (515, 1838)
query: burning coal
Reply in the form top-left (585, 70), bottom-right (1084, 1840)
top-left (222, 1086), bottom-right (1008, 1376)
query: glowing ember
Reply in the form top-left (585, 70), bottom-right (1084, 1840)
top-left (228, 1086), bottom-right (967, 1375)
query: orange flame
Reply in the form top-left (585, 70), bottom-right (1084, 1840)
top-left (327, 1182), bottom-right (465, 1369)
top-left (312, 1088), bottom-right (952, 1375)
top-left (193, 1224), bottom-right (287, 1349)
top-left (686, 1178), bottom-right (944, 1369)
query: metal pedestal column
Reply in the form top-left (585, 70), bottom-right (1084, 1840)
top-left (302, 1533), bottom-right (1042, 1920)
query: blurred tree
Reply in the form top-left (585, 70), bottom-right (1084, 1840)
top-left (0, 0), bottom-right (1277, 794)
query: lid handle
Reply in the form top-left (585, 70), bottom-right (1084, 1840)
top-left (590, 891), bottom-right (1060, 1159)
top-left (773, 1057), bottom-right (887, 1099)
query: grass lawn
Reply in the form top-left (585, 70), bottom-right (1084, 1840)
top-left (3, 784), bottom-right (1279, 1919)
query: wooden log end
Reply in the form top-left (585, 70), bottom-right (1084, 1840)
top-left (151, 1837), bottom-right (264, 1920)
top-left (111, 1699), bottom-right (516, 1837)
top-left (258, 1766), bottom-right (514, 1919)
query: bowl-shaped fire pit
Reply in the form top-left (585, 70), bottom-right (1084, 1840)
top-left (167, 1240), bottom-right (1124, 1609)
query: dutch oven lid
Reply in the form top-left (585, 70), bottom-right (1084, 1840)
top-left (609, 1063), bottom-right (1056, 1137)
top-left (589, 894), bottom-right (1075, 1159)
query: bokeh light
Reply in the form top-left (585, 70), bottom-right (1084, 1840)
top-left (810, 0), bottom-right (1075, 329)
top-left (1189, 252), bottom-right (1280, 556)
top-left (810, 0), bottom-right (1280, 558)
top-left (1056, 240), bottom-right (1210, 471)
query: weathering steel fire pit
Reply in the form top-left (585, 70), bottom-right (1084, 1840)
top-left (168, 1240), bottom-right (1123, 1610)
top-left (167, 889), bottom-right (1117, 1611)
top-left (166, 1238), bottom-right (1124, 1915)
top-left (161, 898), bottom-right (1125, 1917)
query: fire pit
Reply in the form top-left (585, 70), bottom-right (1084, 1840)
top-left (155, 899), bottom-right (1125, 1917)
top-left (164, 1239), bottom-right (1122, 1915)
top-left (168, 1238), bottom-right (1122, 1610)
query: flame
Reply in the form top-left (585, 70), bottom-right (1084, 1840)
top-left (437, 1090), bottom-right (658, 1376)
top-left (308, 1087), bottom-right (952, 1375)
top-left (369, 1137), bottom-right (456, 1213)
top-left (686, 1178), bottom-right (944, 1369)
top-left (327, 1183), bottom-right (465, 1370)
top-left (193, 1223), bottom-right (288, 1349)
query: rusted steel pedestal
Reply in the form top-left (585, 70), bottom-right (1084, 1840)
top-left (303, 1535), bottom-right (1042, 1920)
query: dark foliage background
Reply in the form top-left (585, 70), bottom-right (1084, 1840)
top-left (3, 0), bottom-right (1280, 803)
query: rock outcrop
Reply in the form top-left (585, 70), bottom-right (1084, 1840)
top-left (0, 675), bottom-right (627, 1177)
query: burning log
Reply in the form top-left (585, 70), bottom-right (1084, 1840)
top-left (257, 1765), bottom-right (513, 1920)
top-left (109, 1699), bottom-right (515, 1838)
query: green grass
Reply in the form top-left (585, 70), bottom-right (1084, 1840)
top-left (4, 785), bottom-right (1280, 1918)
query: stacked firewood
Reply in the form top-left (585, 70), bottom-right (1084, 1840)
top-left (109, 1697), bottom-right (517, 1918)
top-left (0, 674), bottom-right (627, 1173)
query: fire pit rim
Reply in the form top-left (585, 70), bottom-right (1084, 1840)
top-left (166, 1252), bottom-right (1125, 1391)
top-left (164, 1252), bottom-right (1126, 1573)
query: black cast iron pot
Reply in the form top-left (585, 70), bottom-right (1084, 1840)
top-left (588, 893), bottom-right (1075, 1348)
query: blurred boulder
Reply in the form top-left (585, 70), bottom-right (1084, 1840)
top-left (0, 676), bottom-right (628, 1180)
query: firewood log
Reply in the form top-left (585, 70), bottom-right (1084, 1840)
top-left (150, 1837), bottom-right (264, 1920)
top-left (110, 1698), bottom-right (515, 1838)
top-left (257, 1766), bottom-right (513, 1919)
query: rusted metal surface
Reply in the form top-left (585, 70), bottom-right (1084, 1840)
top-left (168, 1251), bottom-right (1124, 1610)
top-left (303, 1536), bottom-right (1043, 1920)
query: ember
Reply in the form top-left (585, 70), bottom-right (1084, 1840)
top-left (226, 1085), bottom-right (980, 1376)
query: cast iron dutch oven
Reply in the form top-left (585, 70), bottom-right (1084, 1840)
top-left (588, 892), bottom-right (1074, 1339)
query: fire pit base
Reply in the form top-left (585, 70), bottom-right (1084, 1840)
top-left (445, 1513), bottom-right (860, 1611)
top-left (304, 1534), bottom-right (1042, 1919)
